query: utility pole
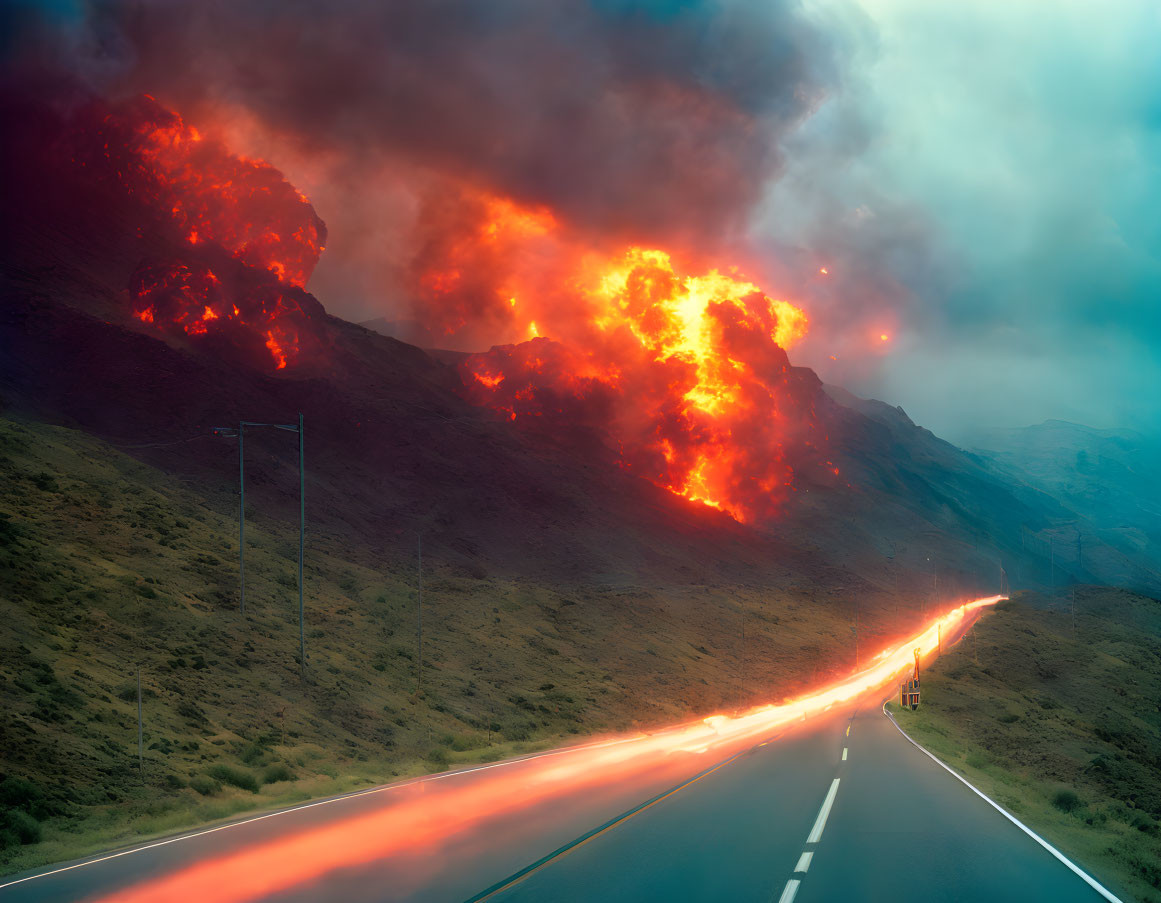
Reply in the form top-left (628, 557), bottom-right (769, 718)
top-left (887, 541), bottom-right (898, 624)
top-left (925, 557), bottom-right (936, 617)
top-left (213, 416), bottom-right (306, 677)
top-left (1050, 535), bottom-right (1055, 590)
top-left (416, 533), bottom-right (423, 694)
top-left (297, 413), bottom-right (305, 682)
top-left (852, 594), bottom-right (860, 670)
top-left (137, 667), bottom-right (144, 782)
top-left (238, 424), bottom-right (245, 614)
top-left (740, 608), bottom-right (746, 704)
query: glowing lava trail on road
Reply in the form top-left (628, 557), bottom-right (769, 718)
top-left (89, 596), bottom-right (1002, 903)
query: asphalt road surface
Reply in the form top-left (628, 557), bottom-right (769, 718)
top-left (1, 702), bottom-right (1116, 903)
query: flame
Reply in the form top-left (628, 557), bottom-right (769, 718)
top-left (128, 259), bottom-right (319, 371)
top-left (86, 96), bottom-right (327, 371)
top-left (119, 99), bottom-right (325, 288)
top-left (89, 596), bottom-right (1002, 903)
top-left (265, 330), bottom-right (288, 370)
top-left (416, 193), bottom-right (820, 521)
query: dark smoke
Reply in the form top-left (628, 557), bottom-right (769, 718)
top-left (4, 0), bottom-right (848, 318)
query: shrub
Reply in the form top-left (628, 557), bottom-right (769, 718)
top-left (1052, 789), bottom-right (1083, 813)
top-left (163, 773), bottom-right (186, 790)
top-left (997, 712), bottom-right (1020, 724)
top-left (207, 765), bottom-right (259, 793)
top-left (188, 775), bottom-right (220, 796)
top-left (0, 776), bottom-right (45, 813)
top-left (239, 741), bottom-right (268, 766)
top-left (0, 808), bottom-right (42, 845)
top-left (261, 764), bottom-right (294, 785)
top-left (0, 514), bottom-right (25, 546)
top-left (425, 748), bottom-right (450, 772)
top-left (177, 701), bottom-right (207, 724)
top-left (30, 472), bottom-right (58, 492)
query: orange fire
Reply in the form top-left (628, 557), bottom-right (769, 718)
top-left (126, 258), bottom-right (320, 371)
top-left (86, 96), bottom-right (327, 371)
top-left (120, 98), bottom-right (325, 288)
top-left (417, 193), bottom-right (820, 521)
top-left (88, 596), bottom-right (1002, 903)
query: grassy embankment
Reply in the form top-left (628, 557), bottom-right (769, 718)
top-left (888, 588), bottom-right (1161, 902)
top-left (0, 415), bottom-right (871, 875)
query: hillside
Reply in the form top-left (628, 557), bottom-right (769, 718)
top-left (969, 421), bottom-right (1161, 588)
top-left (0, 414), bottom-right (874, 874)
top-left (2, 86), bottom-right (1157, 880)
top-left (889, 587), bottom-right (1161, 902)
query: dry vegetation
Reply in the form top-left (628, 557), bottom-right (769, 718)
top-left (0, 415), bottom-right (872, 875)
top-left (889, 588), bottom-right (1161, 902)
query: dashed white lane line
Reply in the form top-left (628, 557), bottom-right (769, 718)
top-left (777, 877), bottom-right (801, 903)
top-left (842, 747), bottom-right (848, 761)
top-left (794, 851), bottom-right (813, 873)
top-left (806, 778), bottom-right (841, 844)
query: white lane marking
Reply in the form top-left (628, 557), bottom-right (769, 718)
top-left (777, 877), bottom-right (801, 903)
top-left (806, 778), bottom-right (841, 844)
top-left (0, 734), bottom-right (644, 891)
top-left (794, 851), bottom-right (813, 873)
top-left (842, 747), bottom-right (848, 761)
top-left (882, 703), bottom-right (1124, 903)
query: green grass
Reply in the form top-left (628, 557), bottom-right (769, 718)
top-left (888, 588), bottom-right (1161, 902)
top-left (0, 414), bottom-right (883, 875)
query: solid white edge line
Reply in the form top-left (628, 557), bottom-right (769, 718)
top-left (0, 734), bottom-right (645, 891)
top-left (793, 851), bottom-right (813, 873)
top-left (806, 778), bottom-right (840, 844)
top-left (777, 877), bottom-right (801, 903)
top-left (881, 702), bottom-right (1124, 903)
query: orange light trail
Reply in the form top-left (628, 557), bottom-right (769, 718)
top-left (88, 596), bottom-right (1002, 903)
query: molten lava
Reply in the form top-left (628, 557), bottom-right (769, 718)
top-left (79, 96), bottom-right (327, 371)
top-left (414, 193), bottom-right (821, 521)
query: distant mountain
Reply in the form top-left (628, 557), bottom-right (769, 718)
top-left (967, 421), bottom-right (1161, 585)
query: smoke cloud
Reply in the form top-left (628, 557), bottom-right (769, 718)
top-left (4, 0), bottom-right (854, 324)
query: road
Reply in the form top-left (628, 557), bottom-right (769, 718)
top-left (1, 701), bottom-right (1115, 903)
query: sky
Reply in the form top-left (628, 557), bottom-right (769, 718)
top-left (766, 0), bottom-right (1161, 441)
top-left (7, 0), bottom-right (1161, 442)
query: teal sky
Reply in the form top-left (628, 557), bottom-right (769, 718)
top-left (763, 0), bottom-right (1161, 440)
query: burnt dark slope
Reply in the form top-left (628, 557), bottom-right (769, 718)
top-left (2, 88), bottom-right (1151, 600)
